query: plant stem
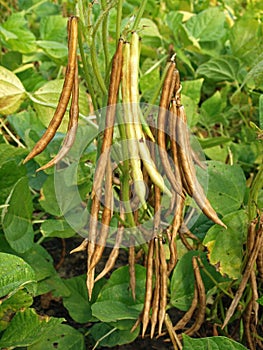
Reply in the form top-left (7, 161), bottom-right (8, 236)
top-left (131, 0), bottom-right (148, 32)
top-left (90, 0), bottom-right (117, 96)
top-left (0, 118), bottom-right (26, 148)
top-left (77, 25), bottom-right (99, 113)
top-left (116, 0), bottom-right (123, 45)
top-left (101, 0), bottom-right (110, 72)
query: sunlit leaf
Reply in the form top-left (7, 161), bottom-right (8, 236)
top-left (182, 334), bottom-right (248, 349)
top-left (203, 210), bottom-right (247, 279)
top-left (0, 66), bottom-right (26, 115)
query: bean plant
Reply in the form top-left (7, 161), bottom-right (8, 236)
top-left (0, 1), bottom-right (263, 349)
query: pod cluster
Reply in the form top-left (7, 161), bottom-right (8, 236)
top-left (24, 18), bottom-right (226, 339)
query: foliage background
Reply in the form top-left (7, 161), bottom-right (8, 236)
top-left (0, 0), bottom-right (263, 349)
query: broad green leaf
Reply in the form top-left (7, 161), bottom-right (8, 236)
top-left (0, 308), bottom-right (63, 348)
top-left (200, 91), bottom-right (223, 125)
top-left (241, 59), bottom-right (263, 90)
top-left (92, 300), bottom-right (140, 322)
top-left (0, 289), bottom-right (33, 331)
top-left (185, 7), bottom-right (226, 42)
top-left (196, 56), bottom-right (241, 82)
top-left (0, 24), bottom-right (17, 40)
top-left (182, 334), bottom-right (248, 350)
top-left (181, 78), bottom-right (204, 105)
top-left (29, 324), bottom-right (85, 350)
top-left (63, 275), bottom-right (92, 323)
top-left (203, 210), bottom-right (247, 279)
top-left (20, 244), bottom-right (56, 283)
top-left (140, 18), bottom-right (162, 38)
top-left (39, 16), bottom-right (67, 42)
top-left (1, 12), bottom-right (36, 53)
top-left (92, 265), bottom-right (146, 322)
top-left (166, 11), bottom-right (184, 34)
top-left (0, 143), bottom-right (26, 164)
top-left (36, 40), bottom-right (68, 64)
top-left (0, 253), bottom-right (36, 298)
top-left (90, 322), bottom-right (140, 348)
top-left (40, 219), bottom-right (75, 239)
top-left (198, 161), bottom-right (246, 216)
top-left (140, 58), bottom-right (160, 101)
top-left (2, 177), bottom-right (34, 253)
top-left (230, 17), bottom-right (262, 64)
top-left (39, 174), bottom-right (62, 216)
top-left (0, 159), bottom-right (27, 205)
top-left (170, 251), bottom-right (229, 311)
top-left (0, 66), bottom-right (26, 114)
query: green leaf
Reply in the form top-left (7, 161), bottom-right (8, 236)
top-left (0, 159), bottom-right (27, 205)
top-left (230, 17), bottom-right (262, 64)
top-left (203, 210), bottom-right (247, 279)
top-left (241, 59), bottom-right (263, 90)
top-left (92, 300), bottom-right (140, 322)
top-left (0, 289), bottom-right (33, 331)
top-left (197, 161), bottom-right (246, 216)
top-left (36, 40), bottom-right (68, 64)
top-left (29, 324), bottom-right (85, 350)
top-left (2, 177), bottom-right (34, 253)
top-left (200, 91), bottom-right (223, 125)
top-left (196, 56), bottom-right (241, 82)
top-left (39, 16), bottom-right (67, 42)
top-left (185, 7), bottom-right (226, 42)
top-left (0, 308), bottom-right (63, 348)
top-left (92, 265), bottom-right (146, 322)
top-left (166, 11), bottom-right (184, 34)
top-left (40, 219), bottom-right (75, 239)
top-left (0, 252), bottom-right (36, 298)
top-left (1, 12), bottom-right (36, 53)
top-left (181, 78), bottom-right (204, 105)
top-left (0, 65), bottom-right (26, 114)
top-left (90, 322), bottom-right (140, 348)
top-left (140, 18), bottom-right (162, 38)
top-left (39, 174), bottom-right (62, 216)
top-left (63, 275), bottom-right (92, 323)
top-left (20, 244), bottom-right (56, 283)
top-left (182, 334), bottom-right (248, 350)
top-left (170, 251), bottom-right (229, 311)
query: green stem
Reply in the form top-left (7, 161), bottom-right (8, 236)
top-left (248, 162), bottom-right (263, 221)
top-left (116, 0), bottom-right (123, 45)
top-left (90, 0), bottom-right (117, 96)
top-left (78, 24), bottom-right (99, 113)
top-left (131, 0), bottom-right (148, 32)
top-left (101, 0), bottom-right (110, 72)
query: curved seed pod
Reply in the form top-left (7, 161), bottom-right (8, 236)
top-left (130, 32), bottom-right (172, 197)
top-left (24, 16), bottom-right (78, 163)
top-left (88, 160), bottom-right (113, 271)
top-left (37, 58), bottom-right (79, 172)
top-left (150, 238), bottom-right (160, 338)
top-left (122, 42), bottom-right (147, 209)
top-left (91, 39), bottom-right (123, 198)
top-left (157, 62), bottom-right (181, 195)
top-left (94, 217), bottom-right (124, 283)
top-left (129, 238), bottom-right (136, 300)
top-left (185, 257), bottom-right (206, 336)
top-left (141, 238), bottom-right (154, 337)
top-left (176, 104), bottom-right (226, 228)
top-left (158, 238), bottom-right (168, 335)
